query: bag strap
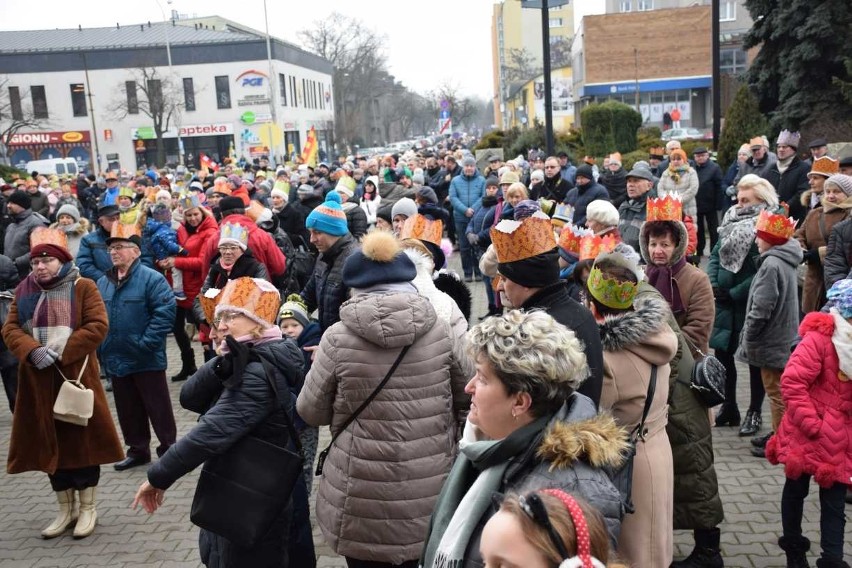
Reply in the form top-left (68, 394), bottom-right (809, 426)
top-left (315, 343), bottom-right (411, 476)
top-left (679, 331), bottom-right (705, 358)
top-left (255, 354), bottom-right (303, 457)
top-left (54, 354), bottom-right (90, 386)
top-left (633, 364), bottom-right (657, 443)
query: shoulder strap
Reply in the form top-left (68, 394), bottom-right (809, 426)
top-left (255, 354), bottom-right (303, 456)
top-left (634, 364), bottom-right (658, 443)
top-left (315, 343), bottom-right (411, 476)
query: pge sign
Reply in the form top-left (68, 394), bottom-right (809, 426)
top-left (236, 69), bottom-right (268, 88)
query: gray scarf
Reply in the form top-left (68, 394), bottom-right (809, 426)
top-left (717, 204), bottom-right (765, 273)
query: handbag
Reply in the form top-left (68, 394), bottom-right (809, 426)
top-left (53, 355), bottom-right (93, 426)
top-left (315, 344), bottom-right (411, 476)
top-left (606, 365), bottom-right (656, 515)
top-left (189, 355), bottom-right (304, 548)
top-left (683, 334), bottom-right (726, 407)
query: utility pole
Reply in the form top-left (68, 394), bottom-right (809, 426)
top-left (711, 0), bottom-right (721, 148)
top-left (540, 0), bottom-right (554, 155)
top-left (82, 54), bottom-right (101, 174)
top-left (634, 48), bottom-right (640, 111)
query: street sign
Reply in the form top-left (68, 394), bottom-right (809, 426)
top-left (440, 99), bottom-right (449, 110)
top-left (438, 118), bottom-right (453, 135)
top-left (440, 109), bottom-right (450, 120)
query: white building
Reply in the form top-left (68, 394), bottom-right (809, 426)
top-left (0, 17), bottom-right (334, 173)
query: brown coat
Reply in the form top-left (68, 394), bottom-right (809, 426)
top-left (598, 295), bottom-right (678, 568)
top-left (794, 195), bottom-right (852, 313)
top-left (3, 277), bottom-right (124, 474)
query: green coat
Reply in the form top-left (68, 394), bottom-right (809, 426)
top-left (706, 239), bottom-right (759, 352)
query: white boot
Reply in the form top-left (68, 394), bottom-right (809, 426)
top-left (73, 487), bottom-right (97, 539)
top-left (41, 489), bottom-right (77, 539)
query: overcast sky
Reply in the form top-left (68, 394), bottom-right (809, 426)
top-left (0, 0), bottom-right (603, 100)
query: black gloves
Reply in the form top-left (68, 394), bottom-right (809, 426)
top-left (713, 287), bottom-right (732, 304)
top-left (215, 335), bottom-right (251, 388)
top-left (802, 248), bottom-right (820, 265)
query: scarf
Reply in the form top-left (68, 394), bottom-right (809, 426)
top-left (217, 327), bottom-right (282, 355)
top-left (821, 194), bottom-right (852, 214)
top-left (717, 204), bottom-right (765, 273)
top-left (776, 155), bottom-right (794, 176)
top-left (645, 257), bottom-right (687, 315)
top-left (423, 416), bottom-right (550, 568)
top-left (667, 164), bottom-right (688, 184)
top-left (830, 309), bottom-right (852, 381)
top-left (15, 263), bottom-right (79, 357)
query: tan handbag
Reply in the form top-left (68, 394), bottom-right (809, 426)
top-left (53, 355), bottom-right (93, 426)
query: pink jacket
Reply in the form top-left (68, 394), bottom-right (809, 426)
top-left (766, 312), bottom-right (852, 487)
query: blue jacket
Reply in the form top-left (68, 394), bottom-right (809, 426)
top-left (449, 172), bottom-right (485, 218)
top-left (561, 164), bottom-right (577, 185)
top-left (97, 260), bottom-right (176, 377)
top-left (76, 226), bottom-right (112, 282)
top-left (144, 218), bottom-right (181, 261)
top-left (466, 195), bottom-right (499, 249)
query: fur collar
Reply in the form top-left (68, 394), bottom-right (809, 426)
top-left (536, 412), bottom-right (628, 470)
top-left (597, 294), bottom-right (670, 352)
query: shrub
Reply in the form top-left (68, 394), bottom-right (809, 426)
top-left (718, 85), bottom-right (768, 170)
top-left (580, 101), bottom-right (643, 156)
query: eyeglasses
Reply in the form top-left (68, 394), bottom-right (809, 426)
top-left (218, 245), bottom-right (241, 252)
top-left (30, 257), bottom-right (59, 267)
top-left (107, 244), bottom-right (134, 252)
top-left (518, 493), bottom-right (570, 559)
top-left (217, 311), bottom-right (245, 324)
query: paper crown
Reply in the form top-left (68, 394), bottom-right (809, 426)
top-left (110, 221), bottom-right (141, 240)
top-left (490, 211), bottom-right (557, 264)
top-left (219, 222), bottom-right (249, 247)
top-left (646, 192), bottom-right (683, 222)
top-left (749, 136), bottom-right (765, 148)
top-left (30, 227), bottom-right (68, 250)
top-left (118, 186), bottom-right (135, 199)
top-left (809, 156), bottom-right (839, 178)
top-left (212, 177), bottom-right (232, 195)
top-left (755, 209), bottom-right (796, 241)
top-left (551, 203), bottom-right (575, 228)
top-left (587, 263), bottom-right (638, 310)
top-left (776, 129), bottom-right (801, 148)
top-left (243, 200), bottom-right (266, 222)
top-left (214, 277), bottom-right (281, 327)
top-left (199, 287), bottom-right (222, 324)
top-left (558, 223), bottom-right (593, 256)
top-left (180, 194), bottom-right (202, 210)
top-left (400, 214), bottom-right (443, 246)
top-left (649, 147), bottom-right (665, 158)
top-left (579, 234), bottom-right (618, 261)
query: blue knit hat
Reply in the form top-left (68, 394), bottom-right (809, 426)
top-left (827, 279), bottom-right (852, 319)
top-left (306, 191), bottom-right (349, 236)
top-left (343, 231), bottom-right (416, 289)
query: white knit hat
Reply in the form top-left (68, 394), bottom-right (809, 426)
top-left (586, 199), bottom-right (619, 227)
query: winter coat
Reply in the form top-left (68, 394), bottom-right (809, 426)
top-left (3, 209), bottom-right (49, 277)
top-left (199, 213), bottom-right (286, 281)
top-left (192, 251), bottom-right (269, 325)
top-left (274, 203), bottom-right (309, 249)
top-left (28, 190), bottom-right (50, 218)
top-left (736, 238), bottom-right (803, 370)
top-left (733, 152), bottom-right (778, 185)
top-left (341, 200), bottom-right (368, 239)
top-left (824, 218), bottom-right (852, 291)
top-left (377, 182), bottom-right (416, 216)
top-left (707, 235), bottom-right (760, 352)
top-left (76, 226), bottom-right (112, 283)
top-left (300, 232), bottom-right (359, 332)
top-left (658, 167), bottom-right (700, 218)
top-left (297, 292), bottom-right (473, 564)
top-left (520, 283), bottom-right (604, 407)
top-left (765, 157), bottom-right (810, 222)
top-left (466, 194), bottom-right (498, 249)
top-left (540, 175), bottom-right (573, 204)
top-left (359, 176), bottom-right (382, 227)
top-left (618, 191), bottom-right (653, 253)
top-left (96, 260), bottom-right (176, 377)
top-left (49, 218), bottom-right (91, 258)
top-left (597, 294), bottom-right (677, 568)
top-left (694, 160), bottom-right (724, 214)
top-left (601, 168), bottom-right (627, 208)
top-left (440, 396), bottom-right (627, 568)
top-left (403, 248), bottom-right (468, 341)
top-left (174, 213), bottom-right (219, 311)
top-left (794, 197), bottom-right (852, 313)
top-left (564, 180), bottom-right (610, 228)
top-left (144, 218), bottom-right (181, 261)
top-left (766, 312), bottom-right (852, 488)
top-left (449, 173), bottom-right (486, 218)
top-left (3, 277), bottom-right (124, 474)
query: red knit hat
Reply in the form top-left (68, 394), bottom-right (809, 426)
top-left (31, 243), bottom-right (73, 263)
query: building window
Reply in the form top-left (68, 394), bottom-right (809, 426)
top-left (70, 84), bottom-right (87, 117)
top-left (125, 81), bottom-right (139, 114)
top-left (278, 73), bottom-right (287, 106)
top-left (31, 85), bottom-right (48, 119)
top-left (720, 47), bottom-right (748, 74)
top-left (290, 76), bottom-right (298, 107)
top-left (637, 0), bottom-right (653, 10)
top-left (214, 75), bottom-right (231, 109)
top-left (8, 86), bottom-right (23, 120)
top-left (549, 18), bottom-right (563, 27)
top-left (183, 78), bottom-right (195, 111)
top-left (620, 1), bottom-right (632, 12)
top-left (147, 79), bottom-right (162, 114)
top-left (721, 0), bottom-right (736, 21)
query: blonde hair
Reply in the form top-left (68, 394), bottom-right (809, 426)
top-left (466, 310), bottom-right (589, 418)
top-left (505, 182), bottom-right (529, 201)
top-left (737, 174), bottom-right (779, 209)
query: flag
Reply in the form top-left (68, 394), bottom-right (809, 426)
top-left (228, 141), bottom-right (236, 164)
top-left (301, 126), bottom-right (318, 167)
top-left (200, 152), bottom-right (219, 172)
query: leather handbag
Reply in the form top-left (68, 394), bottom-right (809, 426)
top-left (190, 355), bottom-right (304, 548)
top-left (683, 335), bottom-right (726, 407)
top-left (53, 355), bottom-right (93, 426)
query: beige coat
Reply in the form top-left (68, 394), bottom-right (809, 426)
top-left (598, 295), bottom-right (678, 568)
top-left (297, 291), bottom-right (473, 564)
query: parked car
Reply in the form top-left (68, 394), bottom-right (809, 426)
top-left (661, 128), bottom-right (712, 142)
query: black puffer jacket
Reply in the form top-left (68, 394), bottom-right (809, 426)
top-left (301, 232), bottom-right (359, 332)
top-left (824, 218), bottom-right (852, 290)
top-left (764, 157), bottom-right (810, 222)
top-left (601, 168), bottom-right (628, 208)
top-left (694, 160), bottom-right (724, 214)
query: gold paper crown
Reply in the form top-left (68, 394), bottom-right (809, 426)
top-left (30, 227), bottom-right (68, 250)
top-left (220, 223), bottom-right (249, 246)
top-left (809, 156), bottom-right (839, 178)
top-left (110, 222), bottom-right (141, 240)
top-left (199, 288), bottom-right (222, 324)
top-left (755, 209), bottom-right (796, 240)
top-left (118, 186), bottom-right (135, 199)
top-left (579, 234), bottom-right (618, 261)
top-left (400, 214), bottom-right (443, 246)
top-left (646, 192), bottom-right (683, 222)
top-left (490, 212), bottom-right (557, 264)
top-left (587, 265), bottom-right (638, 310)
top-left (215, 276), bottom-right (280, 327)
top-left (558, 223), bottom-right (593, 256)
top-left (243, 200), bottom-right (266, 222)
top-left (649, 147), bottom-right (665, 158)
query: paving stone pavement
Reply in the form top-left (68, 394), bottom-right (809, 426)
top-left (0, 256), bottom-right (849, 567)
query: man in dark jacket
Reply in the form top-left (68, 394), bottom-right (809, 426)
top-left (299, 193), bottom-right (360, 332)
top-left (564, 165), bottom-right (610, 227)
top-left (734, 136), bottom-right (777, 185)
top-left (541, 157), bottom-right (573, 203)
top-left (77, 204), bottom-right (120, 282)
top-left (693, 147), bottom-right (724, 256)
top-left (825, 216), bottom-right (852, 290)
top-left (3, 190), bottom-right (49, 281)
top-left (600, 155), bottom-right (628, 208)
top-left (763, 130), bottom-right (810, 222)
top-left (435, 155), bottom-right (462, 245)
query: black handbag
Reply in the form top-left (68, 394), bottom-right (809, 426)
top-left (315, 344), bottom-right (410, 476)
top-left (683, 335), bottom-right (726, 407)
top-left (190, 355), bottom-right (304, 548)
top-left (606, 365), bottom-right (656, 515)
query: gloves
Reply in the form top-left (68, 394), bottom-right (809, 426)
top-left (29, 347), bottom-right (59, 370)
top-left (802, 248), bottom-right (820, 265)
top-left (713, 288), bottom-right (732, 304)
top-left (215, 335), bottom-right (251, 388)
top-left (466, 232), bottom-right (479, 247)
top-left (725, 185), bottom-right (737, 197)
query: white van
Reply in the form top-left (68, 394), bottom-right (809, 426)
top-left (24, 158), bottom-right (79, 177)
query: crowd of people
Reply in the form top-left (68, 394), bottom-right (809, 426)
top-left (0, 130), bottom-right (850, 568)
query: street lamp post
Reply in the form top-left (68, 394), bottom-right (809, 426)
top-left (155, 0), bottom-right (182, 166)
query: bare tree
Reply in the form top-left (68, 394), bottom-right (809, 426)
top-left (0, 76), bottom-right (51, 167)
top-left (427, 82), bottom-right (480, 131)
top-left (108, 67), bottom-right (183, 167)
top-left (502, 48), bottom-right (542, 83)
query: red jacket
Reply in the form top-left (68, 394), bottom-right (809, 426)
top-left (199, 213), bottom-right (286, 282)
top-left (174, 213), bottom-right (219, 309)
top-left (766, 311), bottom-right (852, 488)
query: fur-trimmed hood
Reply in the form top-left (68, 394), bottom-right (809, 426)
top-left (798, 310), bottom-right (834, 338)
top-left (537, 411), bottom-right (629, 471)
top-left (639, 220), bottom-right (688, 267)
top-left (597, 294), bottom-right (673, 361)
